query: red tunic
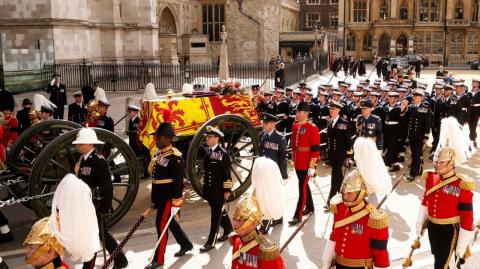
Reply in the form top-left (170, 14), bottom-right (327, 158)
top-left (421, 170), bottom-right (474, 230)
top-left (291, 121), bottom-right (320, 170)
top-left (329, 200), bottom-right (390, 268)
top-left (231, 235), bottom-right (285, 269)
top-left (2, 116), bottom-right (18, 147)
top-left (0, 127), bottom-right (5, 161)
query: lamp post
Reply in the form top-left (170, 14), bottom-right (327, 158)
top-left (184, 61), bottom-right (191, 83)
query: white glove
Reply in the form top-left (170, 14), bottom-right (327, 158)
top-left (283, 180), bottom-right (288, 186)
top-left (64, 105), bottom-right (68, 109)
top-left (308, 168), bottom-right (316, 177)
top-left (50, 79), bottom-right (55, 86)
top-left (321, 240), bottom-right (335, 269)
top-left (456, 227), bottom-right (474, 258)
top-left (415, 205), bottom-right (428, 237)
top-left (171, 206), bottom-right (180, 216)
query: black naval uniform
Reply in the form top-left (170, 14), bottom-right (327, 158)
top-left (275, 100), bottom-right (290, 133)
top-left (454, 93), bottom-right (471, 125)
top-left (203, 144), bottom-right (233, 246)
top-left (383, 103), bottom-right (402, 168)
top-left (318, 101), bottom-right (330, 131)
top-left (433, 95), bottom-right (457, 150)
top-left (68, 102), bottom-right (87, 124)
top-left (149, 146), bottom-right (193, 265)
top-left (308, 102), bottom-right (321, 129)
top-left (356, 114), bottom-right (383, 150)
top-left (78, 149), bottom-right (128, 269)
top-left (264, 100), bottom-right (277, 116)
top-left (259, 129), bottom-right (288, 179)
top-left (97, 113), bottom-right (115, 132)
top-left (326, 116), bottom-right (352, 203)
top-left (16, 107), bottom-right (31, 134)
top-left (47, 83), bottom-right (67, 119)
top-left (469, 90), bottom-right (480, 144)
top-left (401, 103), bottom-right (432, 178)
top-left (128, 115), bottom-right (141, 154)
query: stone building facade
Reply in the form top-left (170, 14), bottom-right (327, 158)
top-left (338, 0), bottom-right (480, 64)
top-left (0, 0), bottom-right (299, 64)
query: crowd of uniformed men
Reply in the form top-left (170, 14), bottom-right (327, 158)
top-left (0, 66), bottom-right (479, 269)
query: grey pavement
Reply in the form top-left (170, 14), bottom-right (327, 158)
top-left (2, 67), bottom-right (480, 268)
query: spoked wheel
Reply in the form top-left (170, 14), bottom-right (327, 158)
top-left (186, 114), bottom-right (260, 202)
top-left (29, 128), bottom-right (140, 227)
top-left (7, 120), bottom-right (82, 208)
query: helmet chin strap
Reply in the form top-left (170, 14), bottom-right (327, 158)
top-left (343, 189), bottom-right (366, 207)
top-left (436, 160), bottom-right (455, 176)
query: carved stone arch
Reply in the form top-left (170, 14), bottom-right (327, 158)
top-left (158, 5), bottom-right (179, 34)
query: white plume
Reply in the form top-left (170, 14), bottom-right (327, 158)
top-left (353, 137), bottom-right (392, 196)
top-left (251, 157), bottom-right (284, 220)
top-left (50, 174), bottom-right (100, 262)
top-left (435, 116), bottom-right (474, 164)
top-left (143, 83), bottom-right (157, 100)
top-left (33, 94), bottom-right (57, 111)
top-left (94, 87), bottom-right (107, 103)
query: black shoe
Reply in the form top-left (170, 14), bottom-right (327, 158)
top-left (113, 264), bottom-right (128, 269)
top-left (288, 218), bottom-right (301, 226)
top-left (200, 244), bottom-right (214, 253)
top-left (174, 245), bottom-right (193, 257)
top-left (389, 165), bottom-right (400, 172)
top-left (144, 262), bottom-right (161, 269)
top-left (303, 208), bottom-right (314, 216)
top-left (217, 233), bottom-right (230, 242)
top-left (0, 232), bottom-right (13, 244)
top-left (271, 218), bottom-right (283, 226)
top-left (474, 141), bottom-right (478, 148)
top-left (405, 175), bottom-right (416, 182)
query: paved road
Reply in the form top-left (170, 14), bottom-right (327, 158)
top-left (2, 67), bottom-right (480, 268)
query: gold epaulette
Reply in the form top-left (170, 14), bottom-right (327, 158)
top-left (422, 169), bottom-right (434, 181)
top-left (458, 174), bottom-right (476, 191)
top-left (256, 234), bottom-right (281, 262)
top-left (367, 209), bottom-right (388, 229)
top-left (329, 193), bottom-right (343, 214)
top-left (172, 147), bottom-right (182, 157)
top-left (148, 157), bottom-right (157, 175)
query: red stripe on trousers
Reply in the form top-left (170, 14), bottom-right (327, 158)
top-left (299, 174), bottom-right (309, 220)
top-left (156, 200), bottom-right (172, 265)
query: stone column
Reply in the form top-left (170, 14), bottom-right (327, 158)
top-left (390, 39), bottom-right (396, 56)
top-left (218, 25), bottom-right (229, 81)
top-left (408, 37), bottom-right (414, 54)
top-left (338, 0), bottom-right (346, 55)
top-left (0, 33), bottom-right (6, 90)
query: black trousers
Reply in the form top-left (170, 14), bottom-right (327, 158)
top-left (409, 137), bottom-right (424, 177)
top-left (327, 157), bottom-right (345, 203)
top-left (294, 170), bottom-right (314, 220)
top-left (469, 116), bottom-right (479, 141)
top-left (205, 194), bottom-right (233, 245)
top-left (427, 222), bottom-right (459, 269)
top-left (53, 105), bottom-right (64, 120)
top-left (0, 210), bottom-right (8, 227)
top-left (432, 125), bottom-right (440, 151)
top-left (384, 130), bottom-right (399, 166)
top-left (83, 215), bottom-right (128, 269)
top-left (152, 199), bottom-right (192, 265)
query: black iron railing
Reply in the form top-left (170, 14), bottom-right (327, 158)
top-left (42, 56), bottom-right (328, 92)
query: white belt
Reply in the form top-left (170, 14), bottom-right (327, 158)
top-left (462, 108), bottom-right (468, 111)
top-left (385, 121), bottom-right (399, 125)
top-left (276, 113), bottom-right (286, 117)
top-left (320, 116), bottom-right (329, 119)
top-left (289, 115), bottom-right (296, 118)
top-left (473, 104), bottom-right (480, 107)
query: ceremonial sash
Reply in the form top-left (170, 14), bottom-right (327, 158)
top-left (334, 208), bottom-right (370, 229)
top-left (425, 176), bottom-right (459, 197)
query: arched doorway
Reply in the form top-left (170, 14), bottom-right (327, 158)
top-left (158, 7), bottom-right (179, 62)
top-left (378, 34), bottom-right (390, 57)
top-left (396, 34), bottom-right (407, 56)
top-left (159, 7), bottom-right (177, 34)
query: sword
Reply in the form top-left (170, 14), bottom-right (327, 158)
top-left (147, 212), bottom-right (176, 264)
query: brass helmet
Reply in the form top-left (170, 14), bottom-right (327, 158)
top-left (340, 170), bottom-right (367, 207)
top-left (233, 195), bottom-right (263, 235)
top-left (433, 144), bottom-right (455, 175)
top-left (24, 217), bottom-right (64, 264)
top-left (87, 99), bottom-right (98, 112)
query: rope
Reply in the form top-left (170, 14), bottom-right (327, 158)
top-left (101, 215), bottom-right (145, 269)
